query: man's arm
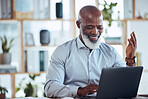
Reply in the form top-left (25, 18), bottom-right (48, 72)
top-left (44, 47), bottom-right (79, 97)
top-left (113, 32), bottom-right (137, 67)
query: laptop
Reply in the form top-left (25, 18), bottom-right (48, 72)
top-left (96, 66), bottom-right (143, 99)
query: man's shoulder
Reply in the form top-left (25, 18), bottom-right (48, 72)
top-left (54, 38), bottom-right (77, 53)
top-left (51, 38), bottom-right (77, 59)
top-left (99, 43), bottom-right (118, 60)
top-left (58, 38), bottom-right (77, 48)
top-left (100, 43), bottom-right (115, 51)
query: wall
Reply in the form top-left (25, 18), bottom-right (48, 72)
top-left (127, 21), bottom-right (148, 70)
top-left (127, 21), bottom-right (148, 94)
top-left (136, 0), bottom-right (148, 18)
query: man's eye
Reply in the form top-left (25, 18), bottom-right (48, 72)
top-left (97, 27), bottom-right (103, 30)
top-left (87, 26), bottom-right (93, 29)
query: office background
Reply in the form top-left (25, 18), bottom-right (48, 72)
top-left (0, 0), bottom-right (148, 98)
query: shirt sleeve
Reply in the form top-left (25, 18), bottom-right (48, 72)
top-left (112, 48), bottom-right (136, 67)
top-left (112, 47), bottom-right (126, 67)
top-left (44, 46), bottom-right (79, 97)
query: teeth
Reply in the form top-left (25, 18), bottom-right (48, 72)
top-left (90, 36), bottom-right (97, 39)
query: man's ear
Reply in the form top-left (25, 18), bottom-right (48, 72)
top-left (76, 21), bottom-right (80, 28)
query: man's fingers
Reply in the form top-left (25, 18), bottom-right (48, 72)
top-left (130, 33), bottom-right (135, 47)
top-left (81, 84), bottom-right (98, 95)
top-left (78, 88), bottom-right (90, 96)
top-left (89, 86), bottom-right (98, 93)
top-left (132, 32), bottom-right (137, 48)
top-left (88, 88), bottom-right (97, 95)
top-left (133, 32), bottom-right (137, 41)
top-left (128, 39), bottom-right (131, 45)
top-left (128, 39), bottom-right (134, 49)
top-left (132, 32), bottom-right (136, 41)
top-left (90, 87), bottom-right (97, 91)
top-left (130, 32), bottom-right (137, 47)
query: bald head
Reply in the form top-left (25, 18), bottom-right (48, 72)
top-left (76, 6), bottom-right (103, 49)
top-left (78, 6), bottom-right (102, 22)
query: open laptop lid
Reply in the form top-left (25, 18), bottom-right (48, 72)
top-left (96, 66), bottom-right (143, 99)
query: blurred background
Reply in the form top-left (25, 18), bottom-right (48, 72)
top-left (0, 0), bottom-right (148, 98)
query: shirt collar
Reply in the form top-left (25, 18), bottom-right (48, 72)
top-left (77, 37), bottom-right (86, 49)
top-left (76, 36), bottom-right (101, 50)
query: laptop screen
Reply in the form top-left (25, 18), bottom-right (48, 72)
top-left (96, 66), bottom-right (143, 99)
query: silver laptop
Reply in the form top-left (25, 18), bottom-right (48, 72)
top-left (96, 66), bottom-right (143, 99)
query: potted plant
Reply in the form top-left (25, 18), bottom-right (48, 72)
top-left (24, 82), bottom-right (34, 97)
top-left (16, 74), bottom-right (40, 97)
top-left (24, 74), bottom-right (39, 97)
top-left (100, 0), bottom-right (117, 27)
top-left (0, 36), bottom-right (14, 64)
top-left (99, 1), bottom-right (121, 43)
top-left (0, 86), bottom-right (8, 99)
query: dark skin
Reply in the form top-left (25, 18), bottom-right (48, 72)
top-left (77, 84), bottom-right (98, 96)
top-left (76, 6), bottom-right (137, 96)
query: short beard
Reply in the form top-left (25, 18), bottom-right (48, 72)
top-left (80, 32), bottom-right (101, 49)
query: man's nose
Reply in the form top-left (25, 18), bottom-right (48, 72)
top-left (93, 27), bottom-right (99, 34)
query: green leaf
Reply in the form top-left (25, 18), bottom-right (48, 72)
top-left (3, 88), bottom-right (8, 93)
top-left (0, 86), bottom-right (8, 93)
top-left (29, 75), bottom-right (36, 81)
top-left (24, 82), bottom-right (33, 97)
top-left (16, 87), bottom-right (21, 92)
top-left (4, 36), bottom-right (7, 47)
top-left (43, 92), bottom-right (46, 97)
top-left (101, 0), bottom-right (117, 27)
top-left (0, 36), bottom-right (14, 53)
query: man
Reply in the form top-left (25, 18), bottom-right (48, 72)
top-left (44, 6), bottom-right (137, 97)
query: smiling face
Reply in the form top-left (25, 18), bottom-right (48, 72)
top-left (79, 17), bottom-right (103, 43)
top-left (76, 6), bottom-right (103, 49)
